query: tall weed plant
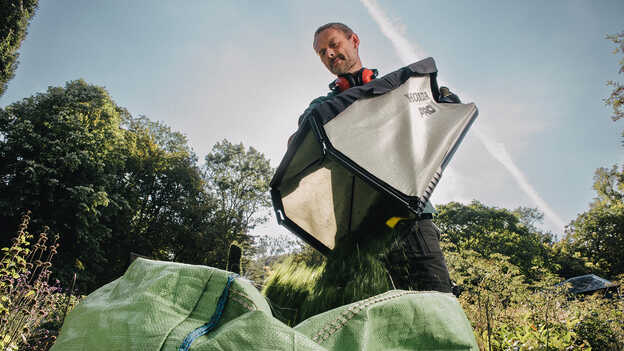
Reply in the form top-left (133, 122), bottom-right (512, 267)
top-left (0, 212), bottom-right (61, 351)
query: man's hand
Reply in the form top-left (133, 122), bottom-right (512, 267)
top-left (439, 86), bottom-right (461, 104)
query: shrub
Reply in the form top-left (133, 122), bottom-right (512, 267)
top-left (447, 247), bottom-right (623, 350)
top-left (575, 313), bottom-right (617, 350)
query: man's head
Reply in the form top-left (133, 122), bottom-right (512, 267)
top-left (313, 23), bottom-right (362, 76)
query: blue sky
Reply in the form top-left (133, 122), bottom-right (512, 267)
top-left (2, 0), bottom-right (623, 237)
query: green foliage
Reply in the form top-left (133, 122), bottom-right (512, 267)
top-left (513, 206), bottom-right (544, 232)
top-left (549, 239), bottom-right (597, 279)
top-left (252, 233), bottom-right (304, 260)
top-left (574, 311), bottom-right (619, 351)
top-left (0, 212), bottom-right (61, 351)
top-left (27, 292), bottom-right (81, 351)
top-left (263, 222), bottom-right (624, 349)
top-left (118, 115), bottom-right (210, 269)
top-left (244, 234), bottom-right (308, 288)
top-left (564, 165), bottom-right (624, 278)
top-left (435, 201), bottom-right (555, 281)
top-left (605, 31), bottom-right (624, 123)
top-left (0, 80), bottom-right (212, 292)
top-left (0, 80), bottom-right (127, 291)
top-left (446, 248), bottom-right (624, 350)
top-left (201, 140), bottom-right (273, 268)
top-left (604, 30), bottom-right (624, 147)
top-left (0, 80), bottom-right (273, 292)
top-left (592, 165), bottom-right (624, 206)
top-left (445, 245), bottom-right (529, 302)
top-left (0, 0), bottom-right (38, 97)
top-left (565, 203), bottom-right (624, 278)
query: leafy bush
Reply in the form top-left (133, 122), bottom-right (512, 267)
top-left (446, 246), bottom-right (623, 350)
top-left (570, 291), bottom-right (624, 351)
top-left (575, 313), bottom-right (617, 350)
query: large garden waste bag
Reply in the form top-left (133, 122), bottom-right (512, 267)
top-left (52, 258), bottom-right (478, 350)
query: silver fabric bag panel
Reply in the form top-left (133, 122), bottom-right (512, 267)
top-left (270, 58), bottom-right (478, 254)
top-left (324, 75), bottom-right (477, 210)
top-left (278, 132), bottom-right (389, 250)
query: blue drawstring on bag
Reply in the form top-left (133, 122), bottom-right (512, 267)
top-left (178, 275), bottom-right (236, 351)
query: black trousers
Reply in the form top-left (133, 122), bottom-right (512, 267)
top-left (385, 219), bottom-right (452, 293)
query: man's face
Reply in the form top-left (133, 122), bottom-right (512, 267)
top-left (314, 28), bottom-right (361, 76)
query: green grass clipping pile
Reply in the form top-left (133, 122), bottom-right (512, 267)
top-left (262, 224), bottom-right (398, 325)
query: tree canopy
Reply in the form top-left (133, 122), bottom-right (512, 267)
top-left (0, 80), bottom-right (130, 290)
top-left (435, 201), bottom-right (555, 281)
top-left (605, 31), bottom-right (624, 122)
top-left (0, 0), bottom-right (38, 97)
top-left (200, 140), bottom-right (273, 268)
top-left (604, 31), bottom-right (624, 148)
top-left (563, 165), bottom-right (624, 278)
top-left (0, 80), bottom-right (273, 292)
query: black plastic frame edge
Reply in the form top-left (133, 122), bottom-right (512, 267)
top-left (270, 188), bottom-right (331, 256)
top-left (270, 121), bottom-right (312, 188)
top-left (440, 106), bottom-right (479, 170)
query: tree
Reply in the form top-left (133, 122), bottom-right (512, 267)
top-left (0, 0), bottom-right (38, 97)
top-left (604, 31), bottom-right (624, 146)
top-left (592, 165), bottom-right (624, 206)
top-left (512, 206), bottom-right (545, 232)
top-left (564, 165), bottom-right (624, 278)
top-left (252, 233), bottom-right (304, 259)
top-left (0, 80), bottom-right (210, 292)
top-left (201, 140), bottom-right (273, 268)
top-left (557, 32), bottom-right (624, 279)
top-left (435, 201), bottom-right (555, 281)
top-left (0, 80), bottom-right (129, 291)
top-left (100, 115), bottom-right (212, 284)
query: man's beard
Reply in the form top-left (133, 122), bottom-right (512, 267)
top-left (330, 55), bottom-right (355, 75)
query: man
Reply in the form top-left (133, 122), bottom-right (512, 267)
top-left (296, 23), bottom-right (360, 127)
top-left (300, 22), bottom-right (456, 293)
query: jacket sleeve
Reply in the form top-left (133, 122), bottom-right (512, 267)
top-left (298, 94), bottom-right (335, 127)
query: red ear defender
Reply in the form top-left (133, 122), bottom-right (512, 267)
top-left (360, 68), bottom-right (377, 84)
top-left (329, 68), bottom-right (378, 92)
top-left (334, 76), bottom-right (353, 92)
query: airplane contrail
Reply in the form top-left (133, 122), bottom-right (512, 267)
top-left (359, 0), bottom-right (426, 63)
top-left (360, 0), bottom-right (566, 232)
top-left (473, 129), bottom-right (566, 230)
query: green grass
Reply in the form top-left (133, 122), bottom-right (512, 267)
top-left (263, 226), bottom-right (395, 325)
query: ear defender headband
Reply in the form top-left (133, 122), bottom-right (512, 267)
top-left (329, 68), bottom-right (379, 92)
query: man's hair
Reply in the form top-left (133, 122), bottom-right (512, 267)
top-left (313, 22), bottom-right (354, 50)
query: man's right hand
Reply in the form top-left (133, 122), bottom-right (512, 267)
top-left (439, 87), bottom-right (461, 104)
